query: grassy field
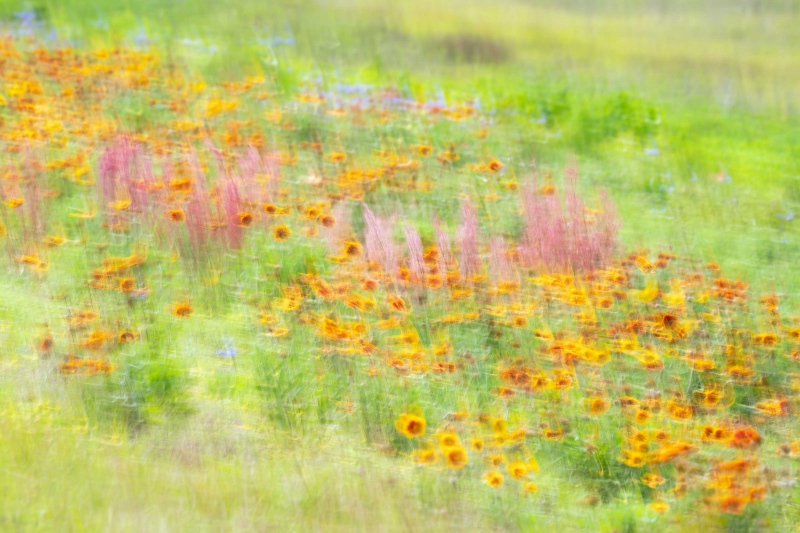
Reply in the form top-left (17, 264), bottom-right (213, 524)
top-left (1, 1), bottom-right (800, 531)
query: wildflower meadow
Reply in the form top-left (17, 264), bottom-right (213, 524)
top-left (1, 1), bottom-right (800, 531)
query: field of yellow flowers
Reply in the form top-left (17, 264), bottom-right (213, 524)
top-left (1, 1), bottom-right (800, 531)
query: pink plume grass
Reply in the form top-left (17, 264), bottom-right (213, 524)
top-left (323, 202), bottom-right (351, 253)
top-left (185, 148), bottom-right (210, 251)
top-left (520, 166), bottom-right (620, 273)
top-left (403, 222), bottom-right (425, 281)
top-left (362, 203), bottom-right (397, 276)
top-left (222, 179), bottom-right (244, 249)
top-left (489, 235), bottom-right (513, 283)
top-left (433, 215), bottom-right (452, 274)
top-left (457, 199), bottom-right (480, 278)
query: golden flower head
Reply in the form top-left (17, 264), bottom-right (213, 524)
top-left (272, 224), bottom-right (291, 241)
top-left (443, 446), bottom-right (469, 469)
top-left (487, 159), bottom-right (504, 173)
top-left (395, 413), bottom-right (426, 438)
top-left (167, 208), bottom-right (186, 222)
top-left (172, 302), bottom-right (193, 318)
top-left (438, 432), bottom-right (460, 448)
top-left (506, 462), bottom-right (529, 480)
top-left (484, 470), bottom-right (503, 488)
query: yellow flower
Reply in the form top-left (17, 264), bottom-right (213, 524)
top-left (641, 473), bottom-right (665, 488)
top-left (484, 470), bottom-right (503, 488)
top-left (272, 225), bottom-right (291, 241)
top-left (343, 240), bottom-right (362, 258)
top-left (412, 449), bottom-right (437, 465)
top-left (172, 302), bottom-right (193, 318)
top-left (583, 397), bottom-right (610, 416)
top-left (486, 454), bottom-right (505, 467)
top-left (649, 501), bottom-right (669, 513)
top-left (44, 235), bottom-right (66, 247)
top-left (206, 99), bottom-right (238, 117)
top-left (438, 432), bottom-right (460, 448)
top-left (523, 483), bottom-right (538, 494)
top-left (507, 462), bottom-right (528, 480)
top-left (416, 144), bottom-right (432, 156)
top-left (487, 159), bottom-right (504, 173)
top-left (237, 211), bottom-right (254, 227)
top-left (443, 446), bottom-right (468, 469)
top-left (511, 315), bottom-right (528, 328)
top-left (109, 200), bottom-right (131, 211)
top-left (395, 413), bottom-right (426, 438)
top-left (619, 449), bottom-right (646, 468)
top-left (167, 208), bottom-right (186, 222)
top-left (4, 197), bottom-right (24, 209)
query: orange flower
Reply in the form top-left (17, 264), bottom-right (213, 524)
top-left (80, 330), bottom-right (113, 350)
top-left (487, 159), bottom-right (504, 173)
top-left (665, 400), bottom-right (694, 421)
top-left (701, 425), bottom-right (730, 443)
top-left (118, 277), bottom-right (135, 293)
top-left (641, 473), bottom-right (665, 488)
top-left (118, 330), bottom-right (138, 343)
top-left (263, 203), bottom-right (284, 216)
top-left (168, 178), bottom-right (193, 193)
top-left (387, 294), bottom-right (408, 313)
top-left (632, 409), bottom-right (651, 424)
top-left (412, 449), bottom-right (437, 465)
top-left (438, 432), bottom-right (460, 448)
top-left (583, 397), bottom-right (610, 416)
top-left (543, 427), bottom-right (564, 441)
top-left (167, 208), bottom-right (186, 222)
top-left (718, 494), bottom-right (748, 515)
top-left (172, 302), bottom-right (193, 318)
top-left (648, 441), bottom-right (695, 464)
top-left (755, 399), bottom-right (791, 416)
top-left (729, 426), bottom-right (762, 450)
top-left (537, 184), bottom-right (556, 196)
top-left (237, 211), bottom-right (254, 227)
top-left (753, 332), bottom-right (778, 346)
top-left (443, 446), bottom-right (469, 469)
top-left (619, 449), bottom-right (646, 468)
top-left (37, 336), bottom-right (54, 352)
top-left (343, 240), bottom-right (362, 258)
top-left (4, 197), bottom-right (24, 209)
top-left (727, 365), bottom-right (755, 382)
top-left (511, 315), bottom-right (528, 328)
top-left (416, 144), bottom-right (433, 156)
top-left (320, 214), bottom-right (336, 228)
top-left (272, 225), bottom-right (291, 241)
top-left (60, 356), bottom-right (113, 375)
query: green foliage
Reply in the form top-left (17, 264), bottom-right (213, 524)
top-left (81, 334), bottom-right (190, 432)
